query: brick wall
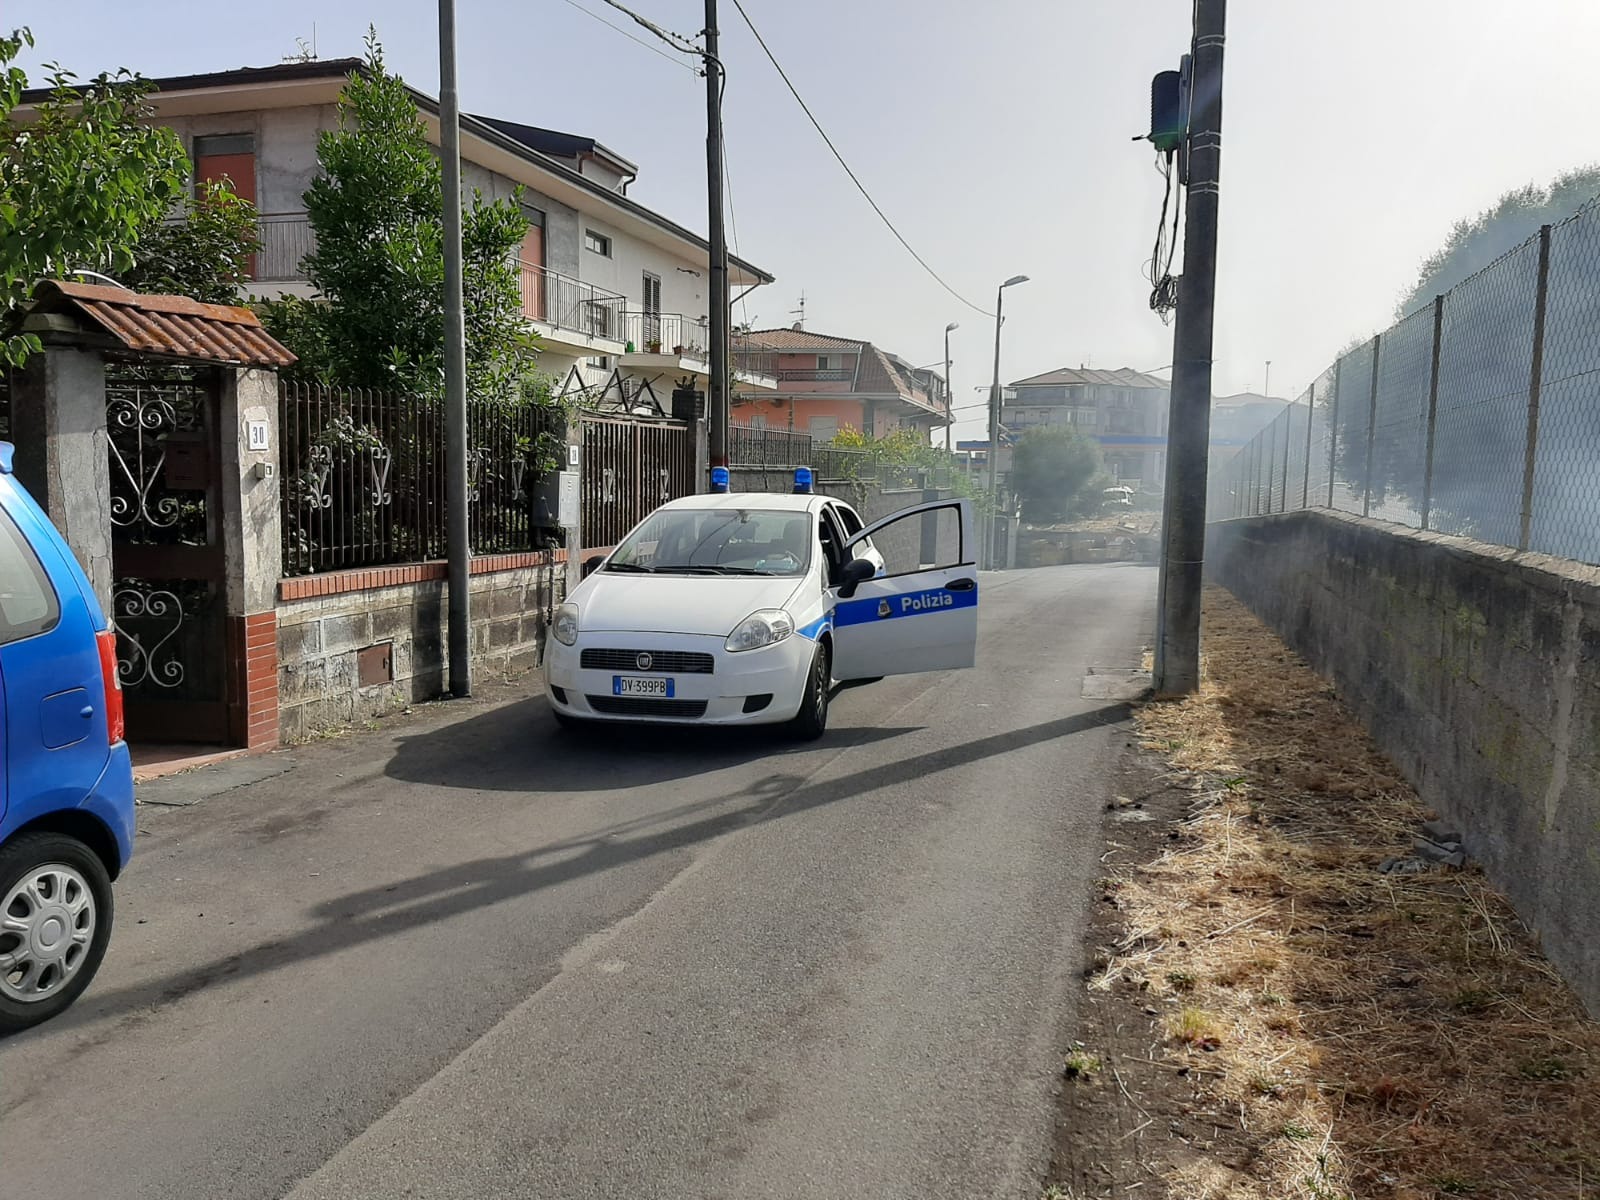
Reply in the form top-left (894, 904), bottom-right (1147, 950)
top-left (275, 554), bottom-right (566, 742)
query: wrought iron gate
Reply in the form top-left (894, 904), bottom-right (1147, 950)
top-left (580, 416), bottom-right (695, 548)
top-left (105, 362), bottom-right (230, 743)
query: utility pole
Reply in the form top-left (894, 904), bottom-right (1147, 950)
top-left (986, 276), bottom-right (1028, 569)
top-left (439, 0), bottom-right (471, 697)
top-left (944, 321), bottom-right (958, 454)
top-left (704, 0), bottom-right (730, 488)
top-left (1153, 0), bottom-right (1225, 696)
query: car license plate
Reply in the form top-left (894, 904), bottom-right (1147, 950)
top-left (614, 675), bottom-right (674, 698)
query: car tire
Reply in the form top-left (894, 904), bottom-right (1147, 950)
top-left (787, 641), bottom-right (831, 741)
top-left (0, 832), bottom-right (114, 1036)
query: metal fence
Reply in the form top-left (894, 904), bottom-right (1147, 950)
top-left (279, 382), bottom-right (562, 576)
top-left (618, 312), bottom-right (709, 358)
top-left (580, 416), bottom-right (696, 549)
top-left (1212, 196), bottom-right (1600, 565)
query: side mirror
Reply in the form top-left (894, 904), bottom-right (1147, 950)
top-left (836, 557), bottom-right (876, 598)
top-left (583, 554), bottom-right (606, 578)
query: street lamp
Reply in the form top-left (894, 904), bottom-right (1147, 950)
top-left (986, 275), bottom-right (1029, 568)
top-left (943, 322), bottom-right (959, 453)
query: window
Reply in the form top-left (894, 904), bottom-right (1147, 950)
top-left (808, 416), bottom-right (839, 441)
top-left (0, 507), bottom-right (60, 645)
top-left (586, 355), bottom-right (611, 371)
top-left (584, 301), bottom-right (611, 340)
top-left (609, 508), bottom-right (812, 576)
top-left (816, 355), bottom-right (832, 371)
top-left (642, 272), bottom-right (662, 315)
top-left (584, 229), bottom-right (612, 256)
top-left (853, 503), bottom-right (964, 578)
top-left (193, 133), bottom-right (254, 158)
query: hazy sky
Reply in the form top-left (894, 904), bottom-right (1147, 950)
top-left (16, 1), bottom-right (1600, 439)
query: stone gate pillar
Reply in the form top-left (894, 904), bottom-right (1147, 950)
top-left (9, 347), bottom-right (115, 611)
top-left (220, 367), bottom-right (282, 749)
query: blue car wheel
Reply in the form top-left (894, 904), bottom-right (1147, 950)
top-left (0, 832), bottom-right (114, 1035)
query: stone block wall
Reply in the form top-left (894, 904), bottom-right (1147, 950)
top-left (275, 555), bottom-right (565, 741)
top-left (1208, 510), bottom-right (1600, 1014)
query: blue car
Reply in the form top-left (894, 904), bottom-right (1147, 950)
top-left (0, 441), bottom-right (135, 1034)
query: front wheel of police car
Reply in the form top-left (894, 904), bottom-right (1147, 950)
top-left (785, 639), bottom-right (831, 741)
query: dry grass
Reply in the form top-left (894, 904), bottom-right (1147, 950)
top-left (1102, 586), bottom-right (1600, 1199)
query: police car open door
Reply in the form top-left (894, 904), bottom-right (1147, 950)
top-left (830, 498), bottom-right (977, 681)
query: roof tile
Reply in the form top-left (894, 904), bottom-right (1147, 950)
top-left (29, 280), bottom-right (296, 368)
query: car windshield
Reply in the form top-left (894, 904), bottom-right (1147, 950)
top-left (606, 508), bottom-right (812, 577)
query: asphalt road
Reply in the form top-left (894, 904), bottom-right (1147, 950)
top-left (0, 562), bottom-right (1156, 1200)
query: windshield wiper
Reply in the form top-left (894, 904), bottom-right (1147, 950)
top-left (676, 565), bottom-right (775, 576)
top-left (603, 562), bottom-right (654, 573)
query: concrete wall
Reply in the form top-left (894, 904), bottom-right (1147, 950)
top-left (462, 161), bottom-right (580, 279)
top-left (276, 561), bottom-right (564, 741)
top-left (164, 107), bottom-right (340, 213)
top-left (1208, 510), bottom-right (1600, 1013)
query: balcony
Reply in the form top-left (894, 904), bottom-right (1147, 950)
top-left (256, 212), bottom-right (317, 281)
top-left (518, 261), bottom-right (627, 355)
top-left (622, 314), bottom-right (778, 392)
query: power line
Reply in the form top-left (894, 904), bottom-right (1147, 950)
top-left (558, 0), bottom-right (696, 71)
top-left (595, 0), bottom-right (703, 58)
top-left (728, 0), bottom-right (995, 319)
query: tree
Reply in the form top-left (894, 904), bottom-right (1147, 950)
top-left (1329, 167), bottom-right (1600, 549)
top-left (1010, 427), bottom-right (1105, 524)
top-left (124, 178), bottom-right (260, 304)
top-left (1396, 165), bottom-right (1600, 318)
top-left (273, 31), bottom-right (532, 398)
top-left (0, 27), bottom-right (187, 364)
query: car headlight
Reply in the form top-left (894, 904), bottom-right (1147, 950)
top-left (553, 602), bottom-right (580, 646)
top-left (725, 609), bottom-right (795, 653)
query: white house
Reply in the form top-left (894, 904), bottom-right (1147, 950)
top-left (44, 57), bottom-right (778, 410)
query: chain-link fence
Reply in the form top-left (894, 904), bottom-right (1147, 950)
top-left (1212, 197), bottom-right (1600, 565)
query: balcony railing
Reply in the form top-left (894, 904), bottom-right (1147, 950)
top-left (619, 311), bottom-right (712, 359)
top-left (518, 262), bottom-right (626, 343)
top-left (257, 212), bottom-right (317, 281)
top-left (774, 368), bottom-right (853, 383)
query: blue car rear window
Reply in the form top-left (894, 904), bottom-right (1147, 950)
top-left (0, 504), bottom-right (60, 644)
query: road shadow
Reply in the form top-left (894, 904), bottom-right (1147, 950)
top-left (383, 691), bottom-right (921, 793)
top-left (12, 701), bottom-right (1132, 1041)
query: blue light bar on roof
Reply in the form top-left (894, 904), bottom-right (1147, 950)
top-left (793, 466), bottom-right (813, 494)
top-left (710, 466), bottom-right (730, 493)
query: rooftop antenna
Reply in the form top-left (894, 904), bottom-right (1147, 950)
top-left (283, 23), bottom-right (318, 63)
top-left (790, 291), bottom-right (806, 330)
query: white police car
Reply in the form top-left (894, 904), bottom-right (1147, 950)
top-left (543, 469), bottom-right (978, 739)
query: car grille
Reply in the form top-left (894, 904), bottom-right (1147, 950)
top-left (580, 648), bottom-right (716, 674)
top-left (586, 696), bottom-right (709, 719)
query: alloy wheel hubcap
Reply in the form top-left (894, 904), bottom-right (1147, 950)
top-left (0, 864), bottom-right (95, 1003)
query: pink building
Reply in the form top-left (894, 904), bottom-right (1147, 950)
top-left (731, 328), bottom-right (950, 441)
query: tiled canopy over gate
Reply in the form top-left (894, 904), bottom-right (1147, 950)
top-left (20, 280), bottom-right (296, 367)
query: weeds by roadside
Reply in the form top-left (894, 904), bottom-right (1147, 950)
top-left (1051, 586), bottom-right (1600, 1200)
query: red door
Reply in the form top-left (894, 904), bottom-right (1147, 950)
top-left (522, 226), bottom-right (546, 320)
top-left (194, 135), bottom-right (257, 279)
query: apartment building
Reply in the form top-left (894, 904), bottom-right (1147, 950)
top-left (49, 57), bottom-right (777, 408)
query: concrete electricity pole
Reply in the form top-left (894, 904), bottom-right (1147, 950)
top-left (986, 276), bottom-right (1028, 569)
top-left (704, 0), bottom-right (730, 487)
top-left (439, 0), bottom-right (471, 697)
top-left (1153, 0), bottom-right (1226, 696)
top-left (944, 321), bottom-right (958, 454)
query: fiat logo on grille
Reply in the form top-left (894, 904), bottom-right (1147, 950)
top-left (636, 652), bottom-right (654, 671)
